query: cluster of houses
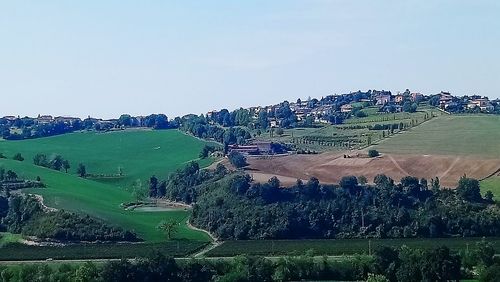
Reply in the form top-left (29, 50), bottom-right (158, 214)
top-left (207, 89), bottom-right (499, 129)
top-left (1, 115), bottom-right (83, 126)
top-left (1, 115), bottom-right (157, 130)
top-left (437, 92), bottom-right (497, 112)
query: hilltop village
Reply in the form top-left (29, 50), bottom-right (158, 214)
top-left (1, 89), bottom-right (499, 144)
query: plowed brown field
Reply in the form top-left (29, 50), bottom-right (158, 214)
top-left (246, 152), bottom-right (500, 188)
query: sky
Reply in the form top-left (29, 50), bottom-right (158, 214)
top-left (1, 0), bottom-right (499, 119)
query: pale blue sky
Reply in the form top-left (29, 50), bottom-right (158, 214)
top-left (1, 1), bottom-right (499, 118)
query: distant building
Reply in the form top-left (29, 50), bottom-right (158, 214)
top-left (411, 93), bottom-right (423, 102)
top-left (55, 116), bottom-right (81, 124)
top-left (394, 95), bottom-right (404, 103)
top-left (375, 94), bottom-right (391, 106)
top-left (340, 104), bottom-right (353, 113)
top-left (36, 115), bottom-right (53, 124)
top-left (468, 98), bottom-right (494, 111)
top-left (269, 119), bottom-right (279, 128)
top-left (228, 141), bottom-right (273, 155)
top-left (2, 116), bottom-right (17, 121)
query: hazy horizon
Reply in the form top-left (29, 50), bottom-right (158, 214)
top-left (1, 1), bottom-right (499, 119)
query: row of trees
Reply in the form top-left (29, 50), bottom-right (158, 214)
top-left (33, 153), bottom-right (71, 172)
top-left (162, 163), bottom-right (499, 240)
top-left (0, 113), bottom-right (173, 140)
top-left (1, 245), bottom-right (498, 281)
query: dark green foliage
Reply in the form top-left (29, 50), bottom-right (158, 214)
top-left (0, 241), bottom-right (207, 261)
top-left (339, 175), bottom-right (358, 190)
top-left (12, 153), bottom-right (24, 161)
top-left (199, 145), bottom-right (220, 159)
top-left (480, 263), bottom-right (500, 282)
top-left (34, 153), bottom-right (71, 172)
top-left (228, 151), bottom-right (248, 168)
top-left (163, 163), bottom-right (500, 240)
top-left (77, 163), bottom-right (87, 177)
top-left (1, 195), bottom-right (138, 242)
top-left (206, 237), bottom-right (500, 257)
top-left (0, 246), bottom-right (478, 281)
top-left (178, 114), bottom-right (251, 146)
top-left (368, 149), bottom-right (380, 158)
top-left (457, 176), bottom-right (483, 202)
top-left (33, 153), bottom-right (49, 167)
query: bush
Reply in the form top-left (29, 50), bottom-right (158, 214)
top-left (228, 151), bottom-right (248, 168)
top-left (368, 150), bottom-right (380, 158)
top-left (12, 153), bottom-right (24, 161)
top-left (275, 128), bottom-right (284, 136)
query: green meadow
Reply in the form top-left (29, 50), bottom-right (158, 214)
top-left (373, 115), bottom-right (500, 158)
top-left (480, 177), bottom-right (500, 200)
top-left (0, 130), bottom-right (215, 242)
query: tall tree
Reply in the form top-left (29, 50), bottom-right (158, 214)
top-left (62, 160), bottom-right (71, 173)
top-left (77, 163), bottom-right (87, 178)
top-left (149, 176), bottom-right (159, 198)
top-left (157, 220), bottom-right (179, 240)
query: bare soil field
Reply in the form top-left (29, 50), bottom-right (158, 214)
top-left (246, 152), bottom-right (500, 188)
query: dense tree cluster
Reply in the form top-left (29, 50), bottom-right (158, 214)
top-left (0, 194), bottom-right (138, 242)
top-left (227, 151), bottom-right (248, 168)
top-left (33, 153), bottom-right (71, 172)
top-left (163, 163), bottom-right (500, 240)
top-left (199, 145), bottom-right (221, 159)
top-left (0, 113), bottom-right (172, 141)
top-left (0, 118), bottom-right (81, 140)
top-left (1, 245), bottom-right (498, 281)
top-left (178, 114), bottom-right (251, 146)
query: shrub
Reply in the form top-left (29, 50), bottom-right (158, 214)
top-left (12, 153), bottom-right (24, 161)
top-left (368, 150), bottom-right (380, 158)
top-left (228, 151), bottom-right (248, 168)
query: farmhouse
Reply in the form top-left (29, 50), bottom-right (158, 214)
top-left (36, 115), bottom-right (53, 124)
top-left (340, 104), bottom-right (353, 113)
top-left (2, 116), bottom-right (17, 121)
top-left (468, 98), bottom-right (494, 112)
top-left (394, 95), bottom-right (404, 103)
top-left (411, 92), bottom-right (423, 102)
top-left (228, 141), bottom-right (273, 156)
top-left (375, 94), bottom-right (391, 105)
top-left (55, 116), bottom-right (81, 124)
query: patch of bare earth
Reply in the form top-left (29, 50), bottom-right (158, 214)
top-left (246, 152), bottom-right (500, 188)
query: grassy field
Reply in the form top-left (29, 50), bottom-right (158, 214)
top-left (0, 233), bottom-right (23, 247)
top-left (0, 241), bottom-right (208, 261)
top-left (373, 115), bottom-right (500, 158)
top-left (207, 237), bottom-right (500, 257)
top-left (480, 177), bottom-right (500, 200)
top-left (0, 129), bottom-right (214, 187)
top-left (0, 130), bottom-right (215, 242)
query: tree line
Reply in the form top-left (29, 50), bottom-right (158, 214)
top-left (160, 163), bottom-right (499, 240)
top-left (0, 244), bottom-right (499, 281)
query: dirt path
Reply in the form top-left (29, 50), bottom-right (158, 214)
top-left (30, 194), bottom-right (58, 212)
top-left (185, 219), bottom-right (223, 258)
top-left (439, 157), bottom-right (461, 179)
top-left (388, 155), bottom-right (410, 176)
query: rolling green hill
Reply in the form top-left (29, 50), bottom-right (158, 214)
top-left (373, 115), bottom-right (500, 158)
top-left (0, 130), bottom-right (215, 242)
